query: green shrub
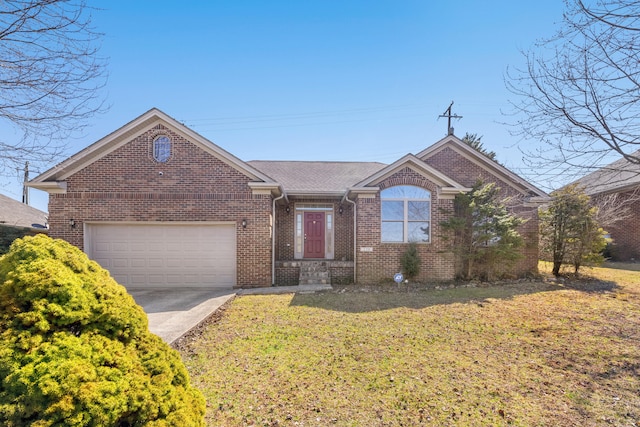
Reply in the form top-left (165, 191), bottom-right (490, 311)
top-left (0, 224), bottom-right (43, 254)
top-left (0, 235), bottom-right (205, 426)
top-left (400, 242), bottom-right (421, 280)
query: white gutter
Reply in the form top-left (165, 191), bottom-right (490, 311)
top-left (271, 192), bottom-right (287, 285)
top-left (342, 192), bottom-right (357, 284)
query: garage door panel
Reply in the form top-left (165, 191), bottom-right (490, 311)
top-left (112, 258), bottom-right (130, 268)
top-left (166, 259), bottom-right (183, 268)
top-left (182, 259), bottom-right (200, 268)
top-left (113, 273), bottom-right (128, 284)
top-left (147, 273), bottom-right (166, 282)
top-left (129, 275), bottom-right (149, 286)
top-left (86, 223), bottom-right (236, 288)
top-left (95, 242), bottom-right (110, 252)
top-left (148, 258), bottom-right (164, 267)
top-left (130, 258), bottom-right (147, 268)
top-left (129, 242), bottom-right (147, 252)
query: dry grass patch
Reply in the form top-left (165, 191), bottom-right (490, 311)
top-left (178, 267), bottom-right (640, 426)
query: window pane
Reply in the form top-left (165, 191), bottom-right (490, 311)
top-left (153, 136), bottom-right (171, 162)
top-left (295, 214), bottom-right (303, 254)
top-left (408, 222), bottom-right (430, 243)
top-left (382, 201), bottom-right (404, 220)
top-left (382, 222), bottom-right (403, 242)
top-left (381, 185), bottom-right (431, 200)
top-left (408, 201), bottom-right (430, 220)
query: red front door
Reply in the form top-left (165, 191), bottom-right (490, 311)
top-left (304, 212), bottom-right (325, 258)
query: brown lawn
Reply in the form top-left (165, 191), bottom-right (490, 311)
top-left (178, 264), bottom-right (640, 426)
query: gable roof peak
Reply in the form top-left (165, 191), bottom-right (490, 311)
top-left (29, 108), bottom-right (276, 190)
top-left (353, 153), bottom-right (467, 191)
top-left (416, 134), bottom-right (548, 198)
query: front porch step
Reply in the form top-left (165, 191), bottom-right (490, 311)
top-left (298, 261), bottom-right (331, 285)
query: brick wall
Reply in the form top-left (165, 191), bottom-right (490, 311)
top-left (274, 198), bottom-right (354, 261)
top-left (422, 147), bottom-right (521, 197)
top-left (274, 198), bottom-right (355, 284)
top-left (356, 167), bottom-right (456, 284)
top-left (47, 124), bottom-right (272, 287)
top-left (424, 146), bottom-right (540, 276)
top-left (274, 262), bottom-right (300, 286)
top-left (600, 190), bottom-right (640, 261)
top-left (353, 148), bottom-right (541, 284)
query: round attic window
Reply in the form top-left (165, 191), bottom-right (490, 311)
top-left (153, 135), bottom-right (171, 163)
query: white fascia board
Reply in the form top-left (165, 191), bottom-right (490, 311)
top-left (345, 186), bottom-right (380, 194)
top-left (522, 196), bottom-right (552, 207)
top-left (30, 108), bottom-right (277, 186)
top-left (439, 186), bottom-right (472, 199)
top-left (26, 181), bottom-right (67, 194)
top-left (31, 109), bottom-right (164, 183)
top-left (354, 154), bottom-right (466, 190)
top-left (418, 135), bottom-right (548, 198)
top-left (285, 190), bottom-right (346, 198)
top-left (248, 182), bottom-right (286, 198)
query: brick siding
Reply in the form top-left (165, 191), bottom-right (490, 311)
top-left (600, 190), bottom-right (640, 261)
top-left (274, 198), bottom-right (354, 285)
top-left (47, 124), bottom-right (272, 287)
top-left (356, 167), bottom-right (456, 283)
top-left (47, 124), bottom-right (541, 288)
top-left (423, 146), bottom-right (540, 276)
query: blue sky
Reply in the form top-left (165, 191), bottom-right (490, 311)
top-left (2, 1), bottom-right (566, 212)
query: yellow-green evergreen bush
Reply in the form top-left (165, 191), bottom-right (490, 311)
top-left (0, 235), bottom-right (205, 426)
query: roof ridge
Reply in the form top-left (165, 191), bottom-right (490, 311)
top-left (247, 160), bottom-right (387, 164)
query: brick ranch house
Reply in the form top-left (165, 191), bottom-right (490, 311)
top-left (29, 108), bottom-right (548, 289)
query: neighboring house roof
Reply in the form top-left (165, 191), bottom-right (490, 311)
top-left (0, 193), bottom-right (48, 230)
top-left (28, 108), bottom-right (280, 194)
top-left (571, 151), bottom-right (640, 195)
top-left (247, 160), bottom-right (386, 196)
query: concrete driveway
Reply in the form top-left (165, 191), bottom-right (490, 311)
top-left (127, 284), bottom-right (331, 344)
top-left (128, 288), bottom-right (236, 344)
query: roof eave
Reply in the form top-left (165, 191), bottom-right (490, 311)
top-left (286, 190), bottom-right (346, 198)
top-left (26, 181), bottom-right (67, 194)
top-left (418, 135), bottom-right (549, 198)
top-left (29, 108), bottom-right (278, 186)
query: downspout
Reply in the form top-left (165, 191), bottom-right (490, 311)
top-left (272, 191), bottom-right (287, 285)
top-left (342, 191), bottom-right (357, 284)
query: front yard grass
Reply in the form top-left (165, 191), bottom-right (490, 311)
top-left (178, 265), bottom-right (640, 426)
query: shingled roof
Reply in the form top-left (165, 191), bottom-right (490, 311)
top-left (247, 160), bottom-right (386, 194)
top-left (0, 193), bottom-right (48, 229)
top-left (572, 151), bottom-right (640, 195)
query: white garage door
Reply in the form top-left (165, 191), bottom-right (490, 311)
top-left (85, 223), bottom-right (236, 288)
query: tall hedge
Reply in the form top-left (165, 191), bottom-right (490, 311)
top-left (0, 235), bottom-right (205, 426)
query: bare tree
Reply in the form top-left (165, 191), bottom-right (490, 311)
top-left (590, 190), bottom-right (639, 229)
top-left (0, 0), bottom-right (107, 175)
top-left (539, 184), bottom-right (607, 276)
top-left (506, 0), bottom-right (640, 184)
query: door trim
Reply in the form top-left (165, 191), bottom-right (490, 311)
top-left (293, 204), bottom-right (335, 260)
top-left (303, 211), bottom-right (325, 258)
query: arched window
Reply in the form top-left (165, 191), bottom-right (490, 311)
top-left (153, 135), bottom-right (171, 162)
top-left (381, 185), bottom-right (431, 243)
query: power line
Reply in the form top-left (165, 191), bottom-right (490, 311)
top-left (184, 103), bottom-right (434, 128)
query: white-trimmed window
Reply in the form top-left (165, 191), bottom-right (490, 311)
top-left (381, 185), bottom-right (431, 243)
top-left (153, 135), bottom-right (171, 162)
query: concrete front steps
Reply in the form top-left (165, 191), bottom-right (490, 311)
top-left (274, 260), bottom-right (354, 286)
top-left (298, 261), bottom-right (330, 285)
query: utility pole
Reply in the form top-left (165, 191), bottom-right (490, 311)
top-left (439, 101), bottom-right (462, 135)
top-left (22, 161), bottom-right (29, 205)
